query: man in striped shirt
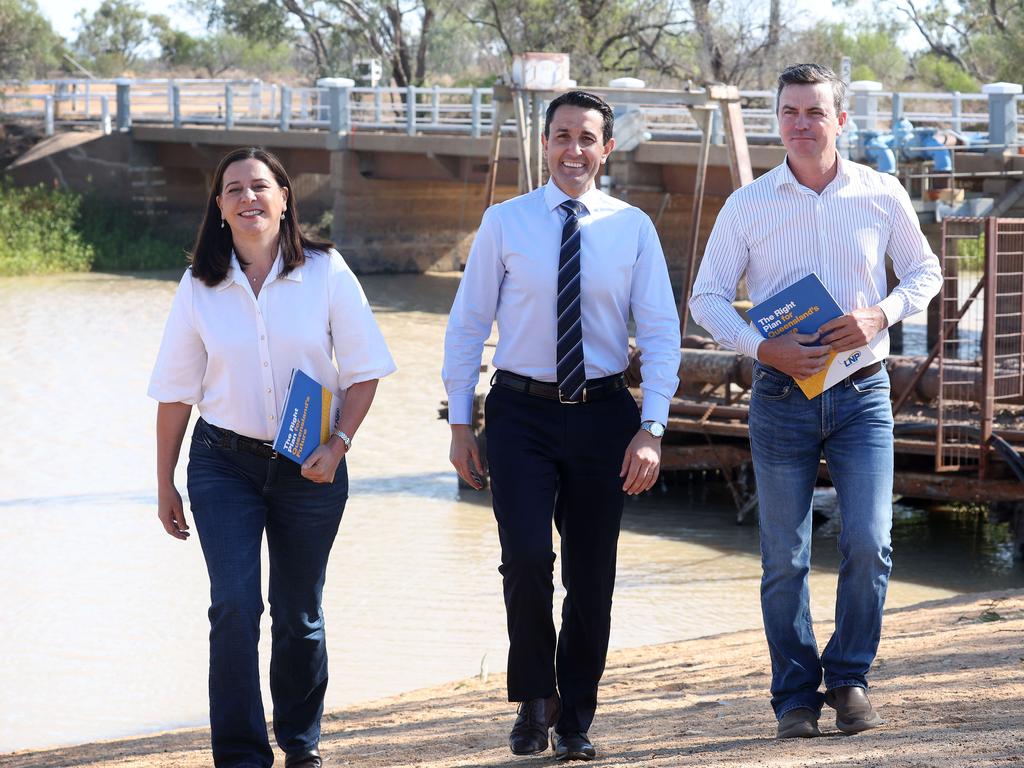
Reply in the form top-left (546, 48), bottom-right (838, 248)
top-left (689, 63), bottom-right (941, 739)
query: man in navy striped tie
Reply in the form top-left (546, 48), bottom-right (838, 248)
top-left (690, 63), bottom-right (941, 739)
top-left (443, 90), bottom-right (680, 761)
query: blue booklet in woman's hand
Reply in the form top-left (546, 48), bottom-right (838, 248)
top-left (273, 369), bottom-right (342, 464)
top-left (748, 273), bottom-right (878, 399)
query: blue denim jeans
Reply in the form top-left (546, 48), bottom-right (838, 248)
top-left (748, 363), bottom-right (894, 719)
top-left (187, 418), bottom-right (348, 767)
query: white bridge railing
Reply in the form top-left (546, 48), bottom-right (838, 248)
top-left (2, 78), bottom-right (1021, 150)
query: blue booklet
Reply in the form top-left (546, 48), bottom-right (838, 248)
top-left (749, 273), bottom-right (877, 399)
top-left (273, 369), bottom-right (342, 465)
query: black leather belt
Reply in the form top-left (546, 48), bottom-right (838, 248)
top-left (204, 420), bottom-right (279, 458)
top-left (493, 370), bottom-right (627, 404)
top-left (848, 361), bottom-right (883, 381)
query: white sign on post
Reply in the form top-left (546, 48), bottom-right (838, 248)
top-left (511, 53), bottom-right (572, 90)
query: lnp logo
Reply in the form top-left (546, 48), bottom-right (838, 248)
top-left (843, 351), bottom-right (861, 368)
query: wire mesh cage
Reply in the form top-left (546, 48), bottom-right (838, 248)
top-left (938, 217), bottom-right (1024, 475)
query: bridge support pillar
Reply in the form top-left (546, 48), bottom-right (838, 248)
top-left (329, 150), bottom-right (352, 251)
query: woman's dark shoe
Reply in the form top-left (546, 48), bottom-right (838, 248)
top-left (551, 730), bottom-right (596, 761)
top-left (509, 694), bottom-right (561, 755)
top-left (284, 747), bottom-right (322, 767)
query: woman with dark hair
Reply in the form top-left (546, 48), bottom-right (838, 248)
top-left (149, 147), bottom-right (395, 768)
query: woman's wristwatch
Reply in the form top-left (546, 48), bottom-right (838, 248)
top-left (332, 429), bottom-right (352, 450)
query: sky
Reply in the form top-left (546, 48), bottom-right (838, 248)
top-left (38, 0), bottom-right (207, 39)
top-left (38, 0), bottom-right (853, 43)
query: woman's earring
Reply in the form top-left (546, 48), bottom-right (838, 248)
top-left (281, 210), bottom-right (286, 220)
top-left (220, 218), bottom-right (225, 228)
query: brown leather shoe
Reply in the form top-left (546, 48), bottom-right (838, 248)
top-left (776, 708), bottom-right (821, 739)
top-left (509, 694), bottom-right (560, 755)
top-left (825, 686), bottom-right (884, 734)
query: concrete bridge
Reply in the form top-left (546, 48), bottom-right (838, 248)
top-left (4, 78), bottom-right (1024, 275)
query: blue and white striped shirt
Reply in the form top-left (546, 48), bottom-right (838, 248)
top-left (689, 156), bottom-right (942, 360)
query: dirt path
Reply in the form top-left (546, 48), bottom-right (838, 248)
top-left (5, 590), bottom-right (1022, 768)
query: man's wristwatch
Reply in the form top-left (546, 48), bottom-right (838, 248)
top-left (640, 420), bottom-right (665, 439)
top-left (332, 429), bottom-right (352, 450)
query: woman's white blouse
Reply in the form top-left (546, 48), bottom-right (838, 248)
top-left (148, 248), bottom-right (396, 440)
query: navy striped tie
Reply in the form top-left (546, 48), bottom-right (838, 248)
top-left (557, 199), bottom-right (586, 402)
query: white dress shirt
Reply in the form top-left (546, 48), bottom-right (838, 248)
top-left (689, 156), bottom-right (942, 360)
top-left (148, 248), bottom-right (396, 440)
top-left (443, 180), bottom-right (681, 426)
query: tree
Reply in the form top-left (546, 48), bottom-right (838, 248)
top-left (188, 0), bottom-right (296, 47)
top-left (914, 52), bottom-right (980, 90)
top-left (463, 0), bottom-right (691, 85)
top-left (689, 0), bottom-right (786, 87)
top-left (72, 0), bottom-right (163, 74)
top-left (787, 19), bottom-right (910, 85)
top-left (156, 18), bottom-right (294, 77)
top-left (0, 0), bottom-right (63, 78)
top-left (278, 0), bottom-right (442, 85)
top-left (896, 0), bottom-right (1024, 83)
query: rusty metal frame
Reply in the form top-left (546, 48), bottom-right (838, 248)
top-left (981, 217), bottom-right (997, 477)
top-left (935, 216), bottom-right (1024, 477)
top-left (936, 218), bottom-right (983, 472)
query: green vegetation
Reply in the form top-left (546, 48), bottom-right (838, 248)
top-left (0, 0), bottom-right (63, 78)
top-left (78, 197), bottom-right (193, 272)
top-left (915, 54), bottom-right (980, 92)
top-left (956, 233), bottom-right (985, 271)
top-left (0, 183), bottom-right (94, 275)
top-left (0, 182), bottom-right (191, 276)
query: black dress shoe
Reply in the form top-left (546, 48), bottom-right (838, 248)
top-left (552, 730), bottom-right (596, 761)
top-left (509, 694), bottom-right (560, 755)
top-left (284, 747), bottom-right (322, 767)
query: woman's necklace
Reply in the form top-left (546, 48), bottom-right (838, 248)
top-left (244, 261), bottom-right (271, 283)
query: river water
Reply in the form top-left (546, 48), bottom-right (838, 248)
top-left (1, 271), bottom-right (1021, 753)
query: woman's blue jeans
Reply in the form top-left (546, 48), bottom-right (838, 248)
top-left (187, 418), bottom-right (348, 767)
top-left (748, 363), bottom-right (894, 719)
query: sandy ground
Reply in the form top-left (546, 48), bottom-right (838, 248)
top-left (5, 590), bottom-right (1023, 768)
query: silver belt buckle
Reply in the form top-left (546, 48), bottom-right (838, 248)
top-left (558, 386), bottom-right (587, 404)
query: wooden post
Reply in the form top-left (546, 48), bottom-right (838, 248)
top-left (512, 89), bottom-right (533, 193)
top-left (679, 104), bottom-right (716, 338)
top-left (708, 84), bottom-right (753, 190)
top-left (531, 91), bottom-right (543, 190)
top-left (483, 86), bottom-right (515, 211)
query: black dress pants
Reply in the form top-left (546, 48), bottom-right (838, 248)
top-left (484, 382), bottom-right (640, 734)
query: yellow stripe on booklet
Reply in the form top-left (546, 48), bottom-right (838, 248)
top-left (749, 273), bottom-right (878, 399)
top-left (272, 369), bottom-right (342, 464)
